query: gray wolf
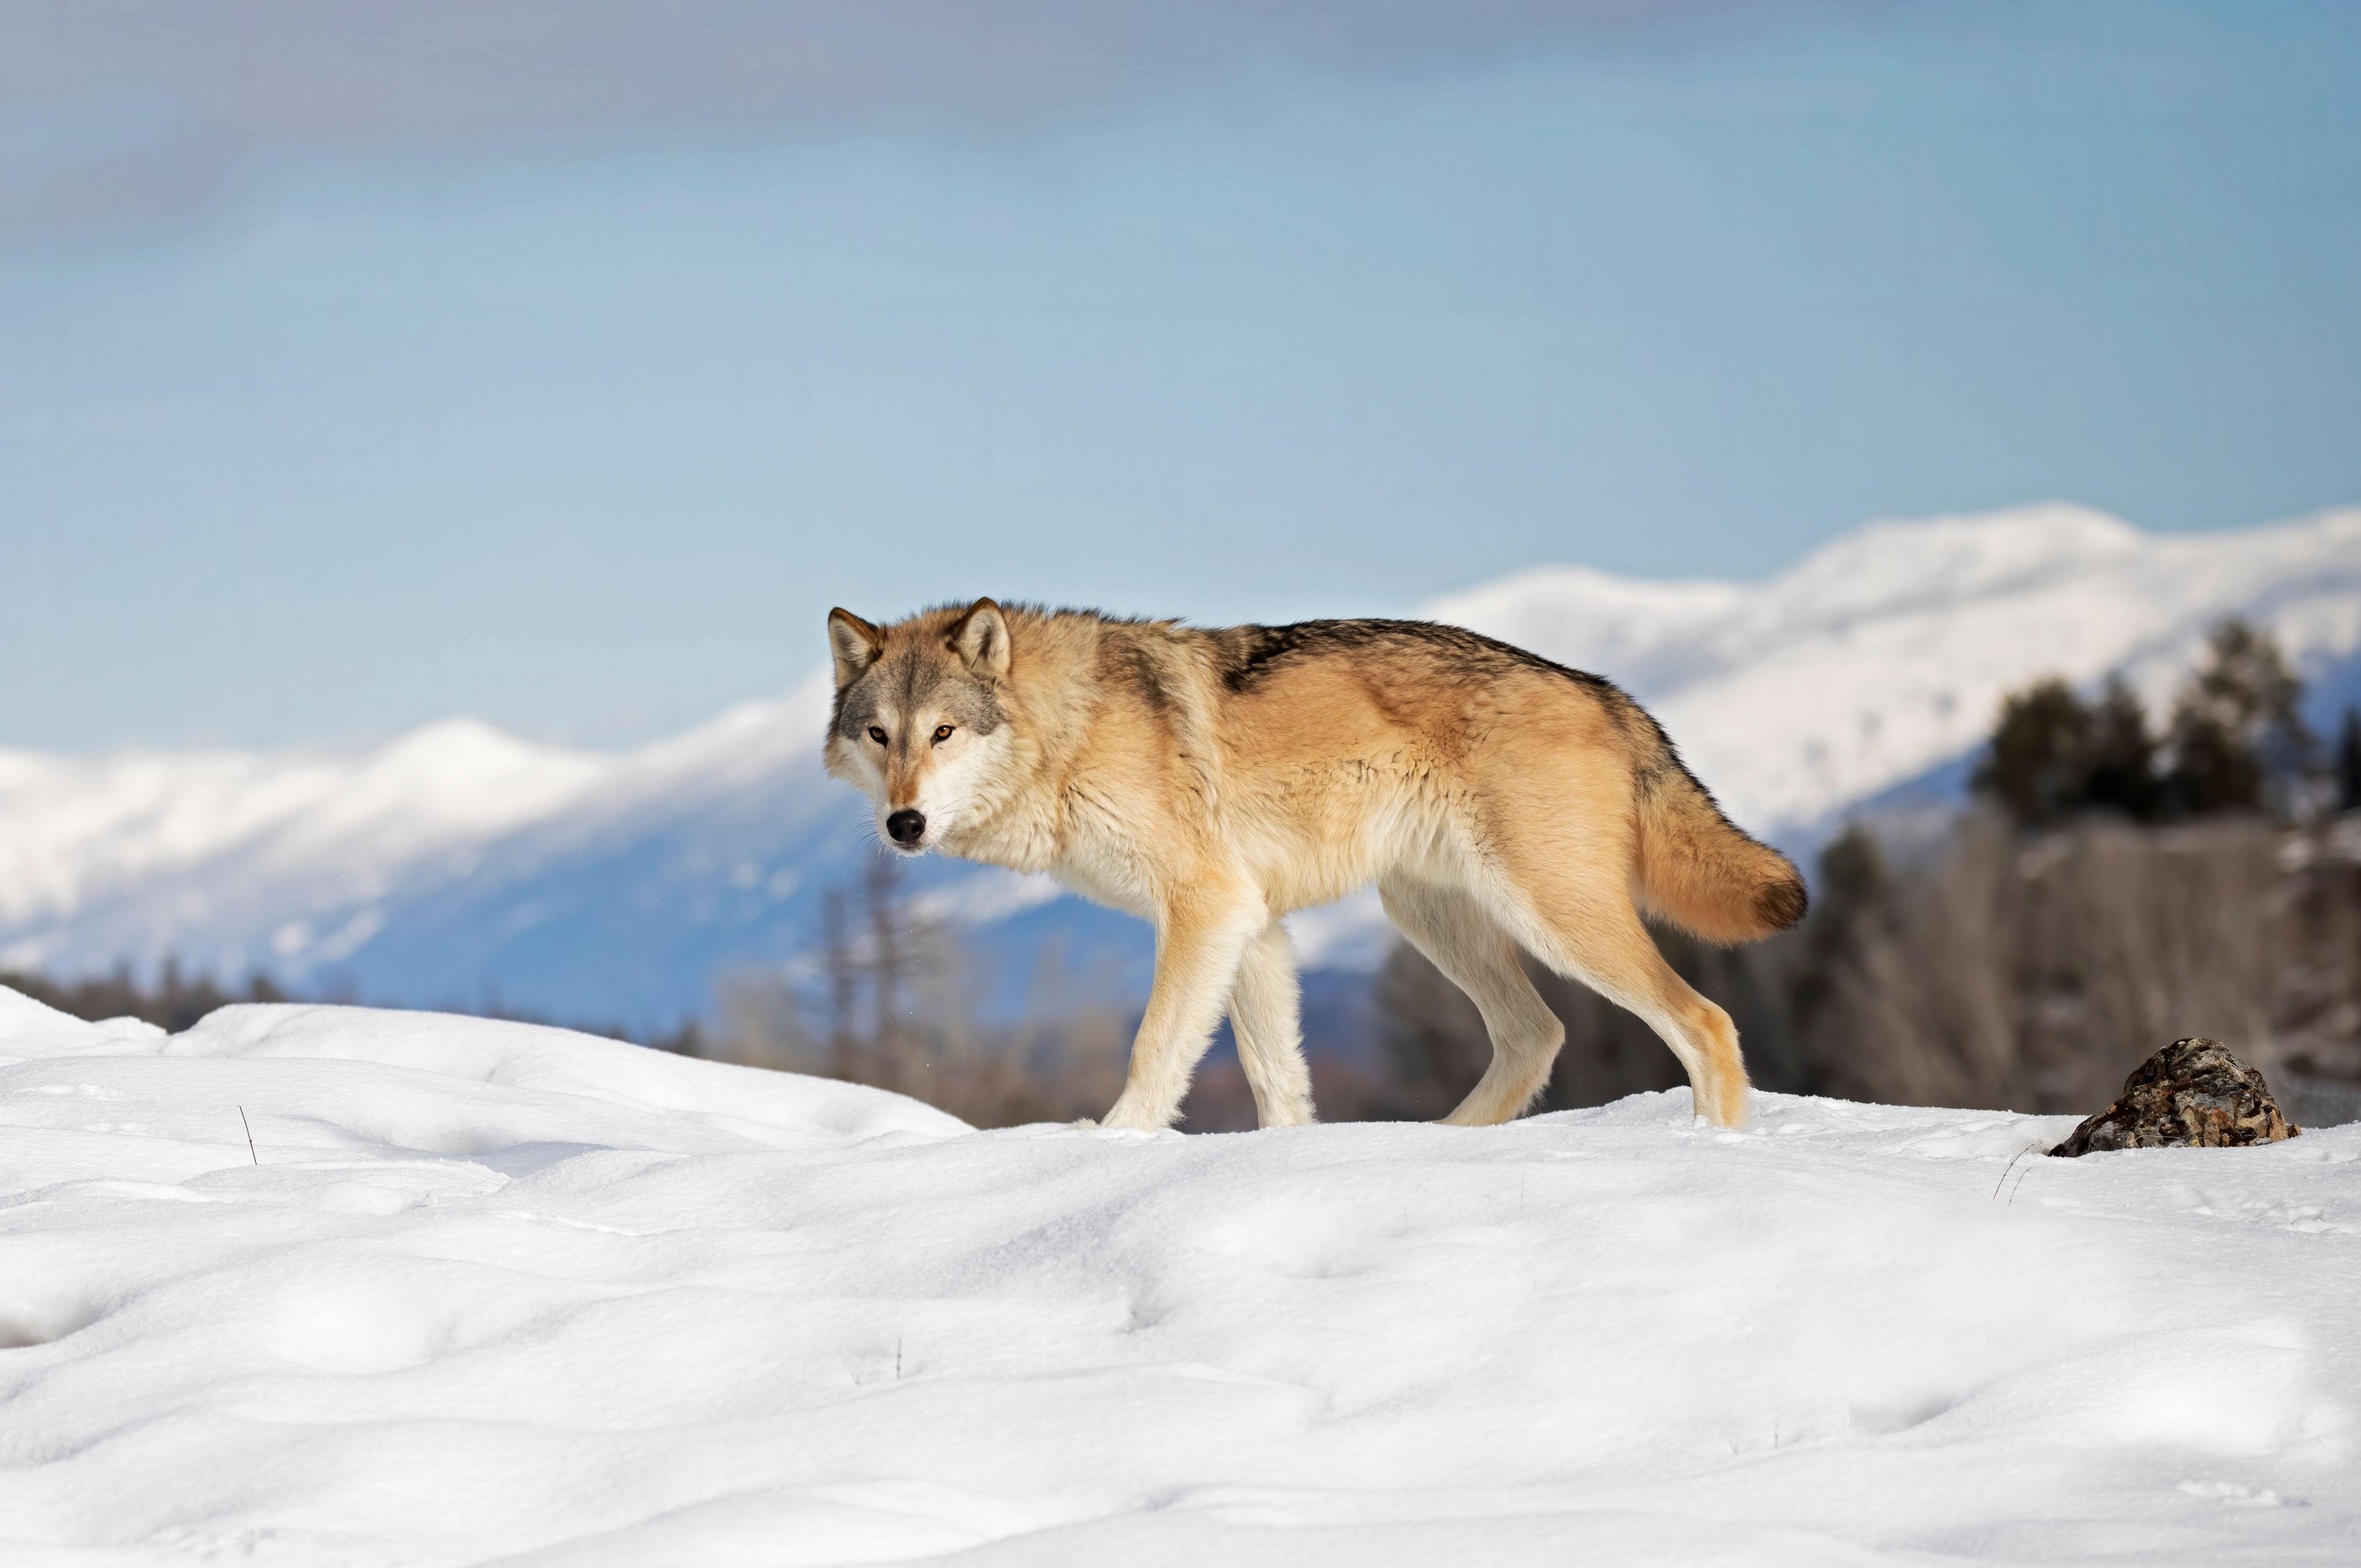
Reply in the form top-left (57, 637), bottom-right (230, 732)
top-left (822, 599), bottom-right (1805, 1131)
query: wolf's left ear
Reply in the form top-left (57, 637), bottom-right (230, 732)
top-left (828, 608), bottom-right (884, 688)
top-left (948, 598), bottom-right (1011, 680)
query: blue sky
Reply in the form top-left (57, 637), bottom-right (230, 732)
top-left (3, 0), bottom-right (2357, 751)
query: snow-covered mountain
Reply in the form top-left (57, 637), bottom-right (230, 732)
top-left (1435, 503), bottom-right (2361, 830)
top-left (4, 504), bottom-right (2358, 1028)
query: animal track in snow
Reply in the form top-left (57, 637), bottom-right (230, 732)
top-left (0, 1290), bottom-right (106, 1351)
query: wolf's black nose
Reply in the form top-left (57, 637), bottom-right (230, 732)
top-left (886, 809), bottom-right (927, 846)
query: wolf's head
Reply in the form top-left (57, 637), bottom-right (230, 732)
top-left (822, 598), bottom-right (1016, 855)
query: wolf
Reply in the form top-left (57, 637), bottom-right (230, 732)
top-left (822, 599), bottom-right (1805, 1132)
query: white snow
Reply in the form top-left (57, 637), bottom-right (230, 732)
top-left (3, 986), bottom-right (2355, 1565)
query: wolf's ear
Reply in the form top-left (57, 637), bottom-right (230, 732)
top-left (948, 598), bottom-right (1011, 680)
top-left (827, 609), bottom-right (884, 688)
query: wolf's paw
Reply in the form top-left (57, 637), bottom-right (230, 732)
top-left (1094, 1097), bottom-right (1165, 1132)
top-left (1088, 1101), bottom-right (1174, 1137)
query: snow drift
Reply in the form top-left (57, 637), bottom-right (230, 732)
top-left (2, 988), bottom-right (2355, 1564)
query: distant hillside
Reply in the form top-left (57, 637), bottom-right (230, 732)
top-left (3, 504), bottom-right (2357, 1031)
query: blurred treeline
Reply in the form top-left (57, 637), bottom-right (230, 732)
top-left (15, 619), bottom-right (2359, 1130)
top-left (1381, 812), bottom-right (2361, 1123)
top-left (698, 854), bottom-right (1137, 1126)
top-left (1382, 619), bottom-right (2361, 1125)
top-left (0, 958), bottom-right (724, 1063)
top-left (0, 962), bottom-right (290, 1033)
top-left (687, 853), bottom-right (1388, 1128)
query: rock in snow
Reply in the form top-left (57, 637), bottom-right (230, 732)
top-left (2, 987), bottom-right (2357, 1565)
top-left (2051, 1039), bottom-right (2302, 1158)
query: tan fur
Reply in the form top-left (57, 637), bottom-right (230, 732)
top-left (823, 602), bottom-right (1806, 1131)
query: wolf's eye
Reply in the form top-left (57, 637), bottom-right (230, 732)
top-left (867, 726), bottom-right (887, 745)
top-left (932, 724), bottom-right (955, 744)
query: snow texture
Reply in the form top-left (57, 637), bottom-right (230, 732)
top-left (3, 987), bottom-right (2356, 1565)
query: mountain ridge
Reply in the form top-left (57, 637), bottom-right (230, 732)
top-left (5, 504), bottom-right (2357, 1027)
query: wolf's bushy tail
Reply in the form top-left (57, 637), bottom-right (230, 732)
top-left (1631, 753), bottom-right (1807, 945)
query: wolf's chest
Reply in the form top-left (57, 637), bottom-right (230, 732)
top-left (1042, 843), bottom-right (1157, 918)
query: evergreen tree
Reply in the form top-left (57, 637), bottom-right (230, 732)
top-left (2338, 705), bottom-right (2361, 815)
top-left (2165, 618), bottom-right (2311, 816)
top-left (1815, 821), bottom-right (1891, 912)
top-left (2081, 676), bottom-right (2161, 820)
top-left (1974, 678), bottom-right (2092, 825)
top-left (1789, 823), bottom-right (1889, 1024)
top-left (2166, 710), bottom-right (2259, 815)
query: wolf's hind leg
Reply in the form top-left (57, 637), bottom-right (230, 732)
top-left (1379, 875), bottom-right (1565, 1126)
top-left (1100, 882), bottom-right (1267, 1132)
top-left (1230, 922), bottom-right (1314, 1128)
top-left (1490, 855), bottom-right (1750, 1128)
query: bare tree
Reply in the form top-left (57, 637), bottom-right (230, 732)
top-left (1805, 813), bottom-right (2288, 1112)
top-left (702, 855), bottom-right (1132, 1126)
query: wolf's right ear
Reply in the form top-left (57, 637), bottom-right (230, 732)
top-left (948, 598), bottom-right (1011, 681)
top-left (827, 609), bottom-right (884, 688)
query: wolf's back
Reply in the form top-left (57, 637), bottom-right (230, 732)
top-left (1629, 746), bottom-right (1807, 945)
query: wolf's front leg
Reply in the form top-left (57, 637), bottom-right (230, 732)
top-left (1098, 885), bottom-right (1267, 1131)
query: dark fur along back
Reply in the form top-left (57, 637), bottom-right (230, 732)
top-left (1212, 618), bottom-right (1622, 701)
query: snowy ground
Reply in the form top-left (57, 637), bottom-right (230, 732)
top-left (3, 987), bottom-right (2356, 1566)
